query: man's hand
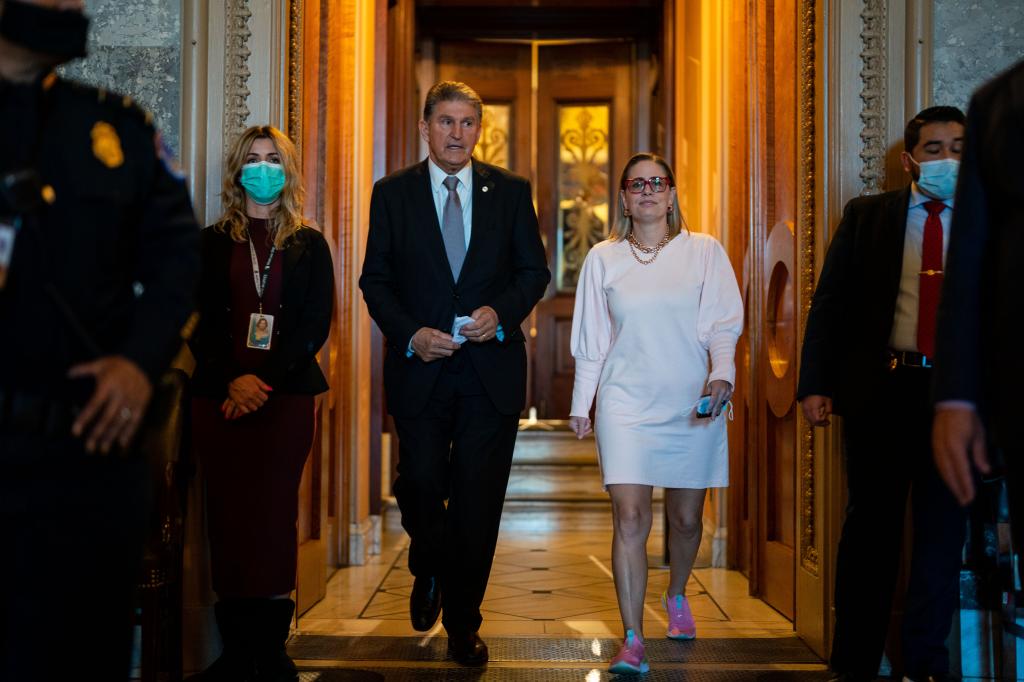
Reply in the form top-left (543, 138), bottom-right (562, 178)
top-left (412, 327), bottom-right (461, 361)
top-left (708, 380), bottom-right (733, 419)
top-left (933, 406), bottom-right (989, 506)
top-left (801, 395), bottom-right (833, 427)
top-left (569, 415), bottom-right (592, 439)
top-left (68, 356), bottom-right (152, 454)
top-left (227, 374), bottom-right (272, 416)
top-left (460, 306), bottom-right (499, 343)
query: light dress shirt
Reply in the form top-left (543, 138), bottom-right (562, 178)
top-left (406, 159), bottom-right (503, 356)
top-left (427, 158), bottom-right (473, 249)
top-left (888, 182), bottom-right (953, 353)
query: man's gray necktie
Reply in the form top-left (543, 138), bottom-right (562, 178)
top-left (441, 175), bottom-right (466, 279)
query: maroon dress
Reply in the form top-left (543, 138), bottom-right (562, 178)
top-left (191, 218), bottom-right (314, 598)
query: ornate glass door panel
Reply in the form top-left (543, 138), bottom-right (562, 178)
top-left (535, 42), bottom-right (633, 419)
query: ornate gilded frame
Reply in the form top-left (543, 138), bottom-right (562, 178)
top-left (798, 0), bottom-right (819, 576)
top-left (859, 0), bottom-right (888, 195)
top-left (223, 0), bottom-right (252, 157)
top-left (287, 0), bottom-right (303, 152)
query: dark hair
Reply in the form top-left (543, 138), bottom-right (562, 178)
top-left (610, 152), bottom-right (687, 241)
top-left (422, 81), bottom-right (483, 122)
top-left (904, 106), bottom-right (966, 151)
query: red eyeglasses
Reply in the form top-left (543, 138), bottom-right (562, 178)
top-left (622, 176), bottom-right (673, 194)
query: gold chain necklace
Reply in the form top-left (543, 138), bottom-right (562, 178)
top-left (627, 232), bottom-right (672, 265)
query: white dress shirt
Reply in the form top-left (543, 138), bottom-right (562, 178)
top-left (888, 183), bottom-right (953, 353)
top-left (427, 158), bottom-right (473, 249)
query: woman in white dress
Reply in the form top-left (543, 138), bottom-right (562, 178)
top-left (569, 153), bottom-right (743, 674)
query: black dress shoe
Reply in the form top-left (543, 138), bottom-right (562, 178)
top-left (447, 631), bottom-right (489, 666)
top-left (828, 673), bottom-right (873, 682)
top-left (903, 675), bottom-right (958, 682)
top-left (410, 576), bottom-right (442, 631)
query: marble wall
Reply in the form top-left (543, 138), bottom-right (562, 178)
top-left (933, 0), bottom-right (1024, 111)
top-left (60, 0), bottom-right (182, 158)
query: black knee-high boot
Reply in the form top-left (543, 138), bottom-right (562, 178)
top-left (187, 600), bottom-right (257, 681)
top-left (252, 598), bottom-right (298, 682)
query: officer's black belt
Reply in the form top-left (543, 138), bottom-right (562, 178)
top-left (887, 349), bottom-right (933, 370)
top-left (0, 389), bottom-right (77, 438)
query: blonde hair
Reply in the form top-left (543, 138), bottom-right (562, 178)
top-left (609, 152), bottom-right (687, 241)
top-left (217, 125), bottom-right (305, 249)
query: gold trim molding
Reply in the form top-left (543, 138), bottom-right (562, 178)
top-left (798, 0), bottom-right (819, 576)
top-left (287, 0), bottom-right (303, 152)
top-left (859, 0), bottom-right (888, 195)
top-left (223, 0), bottom-right (252, 157)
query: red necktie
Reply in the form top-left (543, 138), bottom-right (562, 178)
top-left (917, 200), bottom-right (945, 358)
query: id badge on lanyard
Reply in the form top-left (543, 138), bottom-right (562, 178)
top-left (246, 238), bottom-right (276, 350)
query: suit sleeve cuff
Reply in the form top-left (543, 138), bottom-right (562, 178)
top-left (935, 400), bottom-right (977, 412)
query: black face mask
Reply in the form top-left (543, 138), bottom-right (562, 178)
top-left (0, 0), bottom-right (90, 61)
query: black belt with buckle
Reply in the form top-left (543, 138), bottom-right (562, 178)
top-left (887, 349), bottom-right (933, 370)
top-left (0, 389), bottom-right (78, 438)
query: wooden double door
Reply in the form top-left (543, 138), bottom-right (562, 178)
top-left (436, 40), bottom-right (638, 419)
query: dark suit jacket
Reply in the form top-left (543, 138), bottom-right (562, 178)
top-left (798, 188), bottom-right (913, 416)
top-left (934, 59), bottom-right (1024, 446)
top-left (359, 159), bottom-right (550, 417)
top-left (0, 76), bottom-right (200, 392)
top-left (189, 224), bottom-right (334, 398)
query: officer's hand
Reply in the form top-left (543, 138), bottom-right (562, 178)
top-left (460, 306), bottom-right (499, 342)
top-left (227, 374), bottom-right (272, 414)
top-left (933, 406), bottom-right (990, 506)
top-left (411, 327), bottom-right (461, 361)
top-left (800, 395), bottom-right (833, 427)
top-left (69, 356), bottom-right (153, 454)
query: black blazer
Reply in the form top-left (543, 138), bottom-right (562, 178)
top-left (359, 159), bottom-right (550, 417)
top-left (189, 224), bottom-right (334, 398)
top-left (798, 188), bottom-right (912, 416)
top-left (934, 59), bottom-right (1024, 445)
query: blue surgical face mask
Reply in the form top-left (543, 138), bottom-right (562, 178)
top-left (912, 157), bottom-right (959, 201)
top-left (240, 161), bottom-right (286, 205)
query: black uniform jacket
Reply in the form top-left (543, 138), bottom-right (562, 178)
top-left (189, 224), bottom-right (334, 398)
top-left (359, 159), bottom-right (550, 417)
top-left (798, 188), bottom-right (913, 416)
top-left (934, 58), bottom-right (1024, 446)
top-left (0, 73), bottom-right (199, 394)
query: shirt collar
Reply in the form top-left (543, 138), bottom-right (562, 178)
top-left (909, 182), bottom-right (954, 211)
top-left (427, 158), bottom-right (474, 193)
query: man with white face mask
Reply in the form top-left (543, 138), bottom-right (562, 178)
top-left (797, 106), bottom-right (967, 682)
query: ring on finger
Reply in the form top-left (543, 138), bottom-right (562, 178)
top-left (119, 406), bottom-right (133, 421)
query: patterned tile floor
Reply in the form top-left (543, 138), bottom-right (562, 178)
top-left (294, 504), bottom-right (820, 679)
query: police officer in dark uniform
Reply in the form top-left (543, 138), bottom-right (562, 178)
top-left (0, 0), bottom-right (200, 678)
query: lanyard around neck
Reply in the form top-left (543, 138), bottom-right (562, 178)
top-left (248, 237), bottom-right (277, 313)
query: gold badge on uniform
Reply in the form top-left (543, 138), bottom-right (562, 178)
top-left (91, 121), bottom-right (124, 169)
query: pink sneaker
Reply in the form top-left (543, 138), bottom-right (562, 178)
top-left (608, 629), bottom-right (650, 674)
top-left (662, 591), bottom-right (696, 640)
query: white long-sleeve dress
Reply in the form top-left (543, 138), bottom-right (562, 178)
top-left (569, 232), bottom-right (743, 489)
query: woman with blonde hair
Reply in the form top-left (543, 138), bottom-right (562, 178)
top-left (569, 153), bottom-right (742, 674)
top-left (189, 125), bottom-right (334, 682)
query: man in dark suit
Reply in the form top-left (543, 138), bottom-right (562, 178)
top-left (359, 81), bottom-right (549, 665)
top-left (798, 106), bottom-right (968, 682)
top-left (933, 60), bottom-right (1024, 542)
